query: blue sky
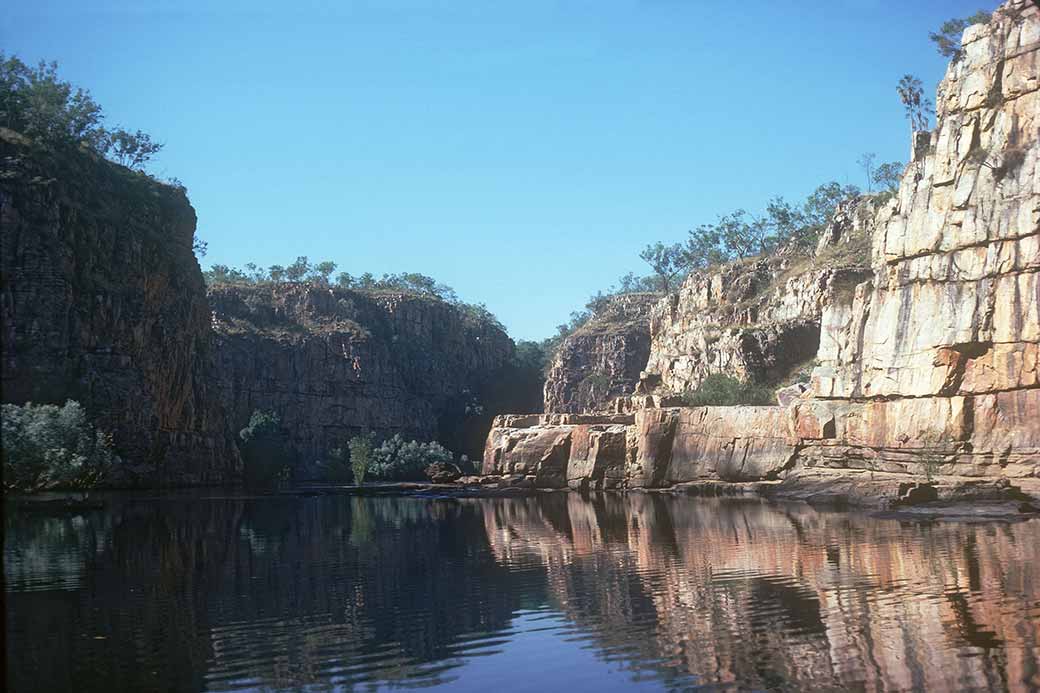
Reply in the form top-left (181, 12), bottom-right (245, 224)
top-left (5, 0), bottom-right (992, 340)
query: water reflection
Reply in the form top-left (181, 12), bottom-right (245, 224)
top-left (6, 493), bottom-right (1040, 691)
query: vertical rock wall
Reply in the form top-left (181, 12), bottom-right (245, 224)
top-left (543, 293), bottom-right (658, 413)
top-left (208, 284), bottom-right (516, 469)
top-left (483, 1), bottom-right (1039, 502)
top-left (0, 131), bottom-right (240, 483)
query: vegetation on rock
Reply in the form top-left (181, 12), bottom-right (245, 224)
top-left (929, 11), bottom-right (992, 59)
top-left (678, 374), bottom-right (775, 407)
top-left (0, 52), bottom-right (162, 170)
top-left (2, 401), bottom-right (118, 492)
top-left (369, 435), bottom-right (455, 481)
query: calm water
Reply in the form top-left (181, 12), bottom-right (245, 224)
top-left (5, 492), bottom-right (1040, 692)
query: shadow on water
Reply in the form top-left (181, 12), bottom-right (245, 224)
top-left (5, 492), bottom-right (1040, 691)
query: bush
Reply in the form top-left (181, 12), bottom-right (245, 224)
top-left (369, 435), bottom-right (454, 481)
top-left (679, 374), bottom-right (774, 407)
top-left (1, 401), bottom-right (117, 492)
top-left (1, 52), bottom-right (163, 169)
top-left (348, 436), bottom-right (373, 485)
top-left (239, 410), bottom-right (292, 488)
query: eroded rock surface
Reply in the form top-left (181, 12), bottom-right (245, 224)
top-left (210, 284), bottom-right (514, 471)
top-left (483, 2), bottom-right (1040, 505)
top-left (544, 293), bottom-right (659, 413)
top-left (1, 131), bottom-right (240, 483)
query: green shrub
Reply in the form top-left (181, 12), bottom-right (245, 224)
top-left (348, 436), bottom-right (373, 485)
top-left (369, 435), bottom-right (453, 481)
top-left (1, 401), bottom-right (117, 492)
top-left (239, 410), bottom-right (292, 488)
top-left (679, 374), bottom-right (774, 407)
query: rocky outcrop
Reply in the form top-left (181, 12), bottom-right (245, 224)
top-left (209, 284), bottom-right (515, 471)
top-left (0, 130), bottom-right (240, 483)
top-left (642, 234), bottom-right (875, 396)
top-left (482, 1), bottom-right (1040, 505)
top-left (544, 293), bottom-right (659, 413)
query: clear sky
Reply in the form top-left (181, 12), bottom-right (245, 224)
top-left (5, 0), bottom-right (993, 340)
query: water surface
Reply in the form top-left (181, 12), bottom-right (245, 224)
top-left (6, 492), bottom-right (1040, 691)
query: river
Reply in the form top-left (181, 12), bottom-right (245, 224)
top-left (5, 492), bottom-right (1040, 691)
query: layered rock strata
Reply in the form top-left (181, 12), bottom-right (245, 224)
top-left (543, 293), bottom-right (659, 413)
top-left (483, 1), bottom-right (1040, 504)
top-left (209, 284), bottom-right (515, 470)
top-left (0, 130), bottom-right (240, 483)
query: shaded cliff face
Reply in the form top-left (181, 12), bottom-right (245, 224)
top-left (484, 1), bottom-right (1039, 499)
top-left (208, 284), bottom-right (515, 468)
top-left (0, 131), bottom-right (240, 483)
top-left (543, 293), bottom-right (658, 413)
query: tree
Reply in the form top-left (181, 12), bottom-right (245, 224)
top-left (335, 272), bottom-right (355, 288)
top-left (872, 162), bottom-right (903, 193)
top-left (0, 53), bottom-right (105, 148)
top-left (347, 435), bottom-right (374, 485)
top-left (929, 11), bottom-right (991, 59)
top-left (897, 74), bottom-right (933, 135)
top-left (105, 128), bottom-right (163, 169)
top-left (857, 152), bottom-right (877, 192)
top-left (2, 400), bottom-right (117, 492)
top-left (285, 256), bottom-right (310, 282)
top-left (639, 242), bottom-right (688, 292)
top-left (268, 265), bottom-right (286, 282)
top-left (192, 237), bottom-right (208, 258)
top-left (310, 260), bottom-right (337, 286)
top-left (683, 224), bottom-right (726, 269)
top-left (0, 53), bottom-right (163, 171)
top-left (708, 210), bottom-right (775, 260)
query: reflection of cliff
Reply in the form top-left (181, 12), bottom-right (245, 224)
top-left (4, 496), bottom-right (540, 692)
top-left (484, 494), bottom-right (1040, 691)
top-left (6, 495), bottom-right (1039, 691)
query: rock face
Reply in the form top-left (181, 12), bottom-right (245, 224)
top-left (0, 131), bottom-right (240, 483)
top-left (643, 250), bottom-right (873, 396)
top-left (209, 284), bottom-right (515, 471)
top-left (544, 293), bottom-right (659, 413)
top-left (483, 1), bottom-right (1040, 504)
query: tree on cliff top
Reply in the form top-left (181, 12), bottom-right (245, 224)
top-left (897, 74), bottom-right (933, 135)
top-left (0, 52), bottom-right (163, 171)
top-left (929, 11), bottom-right (992, 59)
top-left (639, 242), bottom-right (688, 292)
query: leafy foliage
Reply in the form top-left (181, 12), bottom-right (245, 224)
top-left (640, 242), bottom-right (688, 292)
top-left (239, 410), bottom-right (292, 488)
top-left (0, 52), bottom-right (162, 170)
top-left (929, 11), bottom-right (992, 59)
top-left (368, 435), bottom-right (454, 481)
top-left (897, 74), bottom-right (934, 134)
top-left (2, 401), bottom-right (117, 492)
top-left (872, 161), bottom-right (903, 193)
top-left (349, 437), bottom-right (373, 485)
top-left (678, 374), bottom-right (774, 407)
top-left (203, 259), bottom-right (506, 331)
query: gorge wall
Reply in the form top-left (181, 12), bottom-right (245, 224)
top-left (484, 0), bottom-right (1040, 503)
top-left (543, 293), bottom-right (659, 413)
top-left (208, 284), bottom-right (516, 470)
top-left (0, 130), bottom-right (240, 484)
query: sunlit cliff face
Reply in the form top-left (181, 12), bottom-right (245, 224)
top-left (483, 494), bottom-right (1040, 691)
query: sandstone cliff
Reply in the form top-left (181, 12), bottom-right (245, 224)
top-left (208, 283), bottom-right (516, 470)
top-left (543, 293), bottom-right (659, 413)
top-left (483, 1), bottom-right (1040, 503)
top-left (0, 130), bottom-right (240, 483)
